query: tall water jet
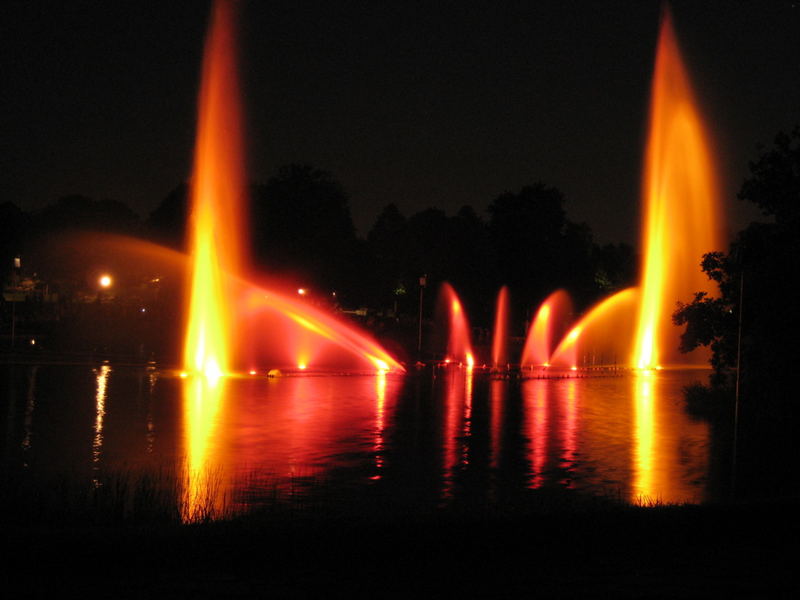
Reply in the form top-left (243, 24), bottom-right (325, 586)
top-left (184, 0), bottom-right (247, 380)
top-left (440, 283), bottom-right (475, 367)
top-left (491, 286), bottom-right (509, 368)
top-left (633, 9), bottom-right (724, 369)
top-left (521, 289), bottom-right (573, 367)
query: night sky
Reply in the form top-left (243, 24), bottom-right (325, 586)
top-left (2, 0), bottom-right (798, 245)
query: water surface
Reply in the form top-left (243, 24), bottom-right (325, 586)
top-left (1, 364), bottom-right (722, 515)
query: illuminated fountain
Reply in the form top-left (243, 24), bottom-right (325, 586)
top-left (491, 286), bottom-right (509, 369)
top-left (182, 2), bottom-right (401, 378)
top-left (514, 8), bottom-right (722, 374)
top-left (439, 283), bottom-right (475, 368)
top-left (632, 8), bottom-right (724, 370)
top-left (178, 0), bottom-right (401, 520)
top-left (520, 289), bottom-right (573, 369)
top-left (549, 288), bottom-right (638, 370)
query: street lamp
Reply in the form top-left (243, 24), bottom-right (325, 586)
top-left (99, 274), bottom-right (113, 288)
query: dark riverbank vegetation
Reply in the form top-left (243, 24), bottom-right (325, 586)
top-left (1, 167), bottom-right (635, 363)
top-left (674, 126), bottom-right (800, 499)
top-left (1, 463), bottom-right (797, 597)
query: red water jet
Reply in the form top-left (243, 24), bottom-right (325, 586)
top-left (439, 283), bottom-right (475, 367)
top-left (491, 286), bottom-right (510, 368)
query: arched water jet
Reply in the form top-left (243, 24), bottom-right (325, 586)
top-left (39, 232), bottom-right (404, 373)
top-left (520, 289), bottom-right (573, 368)
top-left (550, 288), bottom-right (638, 370)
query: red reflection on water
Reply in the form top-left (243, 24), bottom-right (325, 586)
top-left (489, 378), bottom-right (506, 470)
top-left (523, 379), bottom-right (548, 488)
top-left (221, 374), bottom-right (402, 508)
top-left (440, 367), bottom-right (474, 499)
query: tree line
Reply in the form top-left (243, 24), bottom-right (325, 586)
top-left (2, 164), bottom-right (636, 333)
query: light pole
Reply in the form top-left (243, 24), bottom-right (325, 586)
top-left (10, 256), bottom-right (21, 348)
top-left (417, 274), bottom-right (427, 361)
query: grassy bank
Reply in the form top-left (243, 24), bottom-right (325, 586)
top-left (1, 467), bottom-right (797, 598)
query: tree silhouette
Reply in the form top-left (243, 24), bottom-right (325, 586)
top-left (673, 126), bottom-right (800, 496)
top-left (251, 164), bottom-right (359, 299)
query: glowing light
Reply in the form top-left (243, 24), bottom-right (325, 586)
top-left (491, 286), bottom-right (509, 368)
top-left (180, 372), bottom-right (189, 379)
top-left (521, 290), bottom-right (573, 367)
top-left (182, 373), bottom-right (227, 521)
top-left (183, 0), bottom-right (245, 381)
top-left (297, 288), bottom-right (307, 296)
top-left (441, 283), bottom-right (475, 368)
top-left (632, 373), bottom-right (655, 503)
top-left (297, 363), bottom-right (307, 370)
top-left (92, 365), bottom-right (111, 483)
top-left (633, 9), bottom-right (724, 369)
top-left (249, 369), bottom-right (257, 375)
top-left (550, 288), bottom-right (638, 369)
top-left (99, 274), bottom-right (112, 288)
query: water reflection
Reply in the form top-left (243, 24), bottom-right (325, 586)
top-left (21, 366), bottom-right (37, 460)
top-left (561, 379), bottom-right (578, 487)
top-left (372, 371), bottom-right (386, 479)
top-left (489, 378), bottom-right (505, 470)
top-left (92, 364), bottom-right (111, 484)
top-left (523, 379), bottom-right (548, 489)
top-left (182, 374), bottom-right (228, 521)
top-left (0, 366), bottom-right (718, 514)
top-left (632, 372), bottom-right (656, 502)
top-left (629, 371), bottom-right (710, 504)
top-left (441, 367), bottom-right (474, 499)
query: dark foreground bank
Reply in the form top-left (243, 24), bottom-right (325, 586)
top-left (2, 496), bottom-right (798, 599)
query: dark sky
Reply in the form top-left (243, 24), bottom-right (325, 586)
top-left (2, 0), bottom-right (798, 244)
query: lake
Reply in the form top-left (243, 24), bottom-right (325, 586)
top-left (1, 364), bottom-right (726, 519)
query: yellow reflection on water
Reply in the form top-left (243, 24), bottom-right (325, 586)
top-left (632, 373), bottom-right (656, 503)
top-left (182, 374), bottom-right (228, 522)
top-left (92, 364), bottom-right (111, 482)
top-left (562, 378), bottom-right (578, 486)
top-left (372, 371), bottom-right (387, 478)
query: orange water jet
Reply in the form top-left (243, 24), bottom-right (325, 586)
top-left (183, 0), bottom-right (246, 381)
top-left (550, 288), bottom-right (638, 369)
top-left (633, 9), bottom-right (724, 369)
